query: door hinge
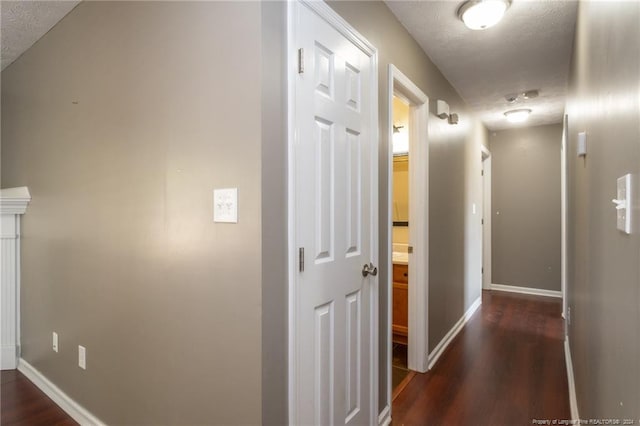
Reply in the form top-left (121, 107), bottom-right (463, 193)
top-left (481, 170), bottom-right (484, 176)
top-left (299, 247), bottom-right (305, 272)
top-left (408, 246), bottom-right (414, 254)
top-left (482, 267), bottom-right (484, 274)
top-left (482, 218), bottom-right (484, 225)
top-left (298, 48), bottom-right (304, 74)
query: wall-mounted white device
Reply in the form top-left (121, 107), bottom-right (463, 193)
top-left (436, 100), bottom-right (450, 119)
top-left (577, 132), bottom-right (587, 157)
top-left (214, 188), bottom-right (238, 223)
top-left (612, 173), bottom-right (631, 234)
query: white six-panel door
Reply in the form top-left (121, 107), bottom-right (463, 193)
top-left (289, 2), bottom-right (379, 425)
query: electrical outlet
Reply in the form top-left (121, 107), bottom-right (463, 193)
top-left (52, 332), bottom-right (58, 353)
top-left (78, 345), bottom-right (86, 370)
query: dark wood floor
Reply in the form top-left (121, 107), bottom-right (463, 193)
top-left (392, 290), bottom-right (570, 425)
top-left (1, 290), bottom-right (568, 425)
top-left (1, 369), bottom-right (77, 426)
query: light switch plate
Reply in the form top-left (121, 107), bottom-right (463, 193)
top-left (78, 345), bottom-right (86, 370)
top-left (616, 174), bottom-right (631, 234)
top-left (213, 188), bottom-right (238, 223)
top-left (577, 132), bottom-right (587, 157)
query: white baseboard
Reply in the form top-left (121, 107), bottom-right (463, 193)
top-left (17, 358), bottom-right (105, 426)
top-left (491, 283), bottom-right (562, 298)
top-left (428, 296), bottom-right (481, 370)
top-left (1, 344), bottom-right (18, 370)
top-left (564, 337), bottom-right (580, 422)
top-left (378, 404), bottom-right (391, 426)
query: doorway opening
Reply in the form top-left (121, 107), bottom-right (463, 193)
top-left (391, 96), bottom-right (413, 395)
top-left (385, 65), bottom-right (429, 413)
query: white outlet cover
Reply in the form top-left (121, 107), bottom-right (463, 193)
top-left (213, 188), bottom-right (238, 223)
top-left (52, 332), bottom-right (58, 353)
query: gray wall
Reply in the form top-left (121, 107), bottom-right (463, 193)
top-left (566, 0), bottom-right (640, 418)
top-left (328, 1), bottom-right (486, 414)
top-left (1, 2), bottom-right (263, 424)
top-left (490, 124), bottom-right (562, 291)
top-left (261, 2), bottom-right (288, 425)
top-left (2, 1), bottom-right (489, 422)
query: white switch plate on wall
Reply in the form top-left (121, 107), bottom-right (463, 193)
top-left (52, 332), bottom-right (58, 353)
top-left (213, 188), bottom-right (238, 223)
top-left (78, 345), bottom-right (86, 369)
top-left (577, 132), bottom-right (587, 157)
top-left (615, 174), bottom-right (632, 234)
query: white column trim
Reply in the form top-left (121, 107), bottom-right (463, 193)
top-left (1, 187), bottom-right (31, 370)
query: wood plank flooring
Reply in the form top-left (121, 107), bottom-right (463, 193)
top-left (0, 369), bottom-right (77, 426)
top-left (392, 290), bottom-right (570, 425)
top-left (1, 290), bottom-right (568, 425)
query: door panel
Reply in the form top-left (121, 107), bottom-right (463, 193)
top-left (292, 2), bottom-right (378, 425)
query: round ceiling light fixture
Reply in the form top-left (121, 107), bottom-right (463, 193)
top-left (458, 0), bottom-right (510, 30)
top-left (504, 108), bottom-right (532, 123)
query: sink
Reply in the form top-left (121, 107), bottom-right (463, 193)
top-left (392, 250), bottom-right (409, 265)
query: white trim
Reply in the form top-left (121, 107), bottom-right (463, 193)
top-left (490, 283), bottom-right (562, 298)
top-left (428, 296), bottom-right (481, 370)
top-left (564, 337), bottom-right (580, 422)
top-left (388, 64), bottom-right (430, 381)
top-left (561, 114), bottom-right (569, 321)
top-left (1, 345), bottom-right (18, 370)
top-left (287, 1), bottom-right (379, 423)
top-left (17, 359), bottom-right (106, 426)
top-left (481, 147), bottom-right (492, 290)
top-left (0, 187), bottom-right (31, 215)
top-left (286, 2), bottom-right (297, 421)
top-left (377, 405), bottom-right (391, 426)
top-left (1, 188), bottom-right (30, 371)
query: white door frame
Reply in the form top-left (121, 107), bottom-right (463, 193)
top-left (386, 65), bottom-right (429, 391)
top-left (287, 1), bottom-right (380, 423)
top-left (561, 114), bottom-right (568, 322)
top-left (481, 146), bottom-right (492, 290)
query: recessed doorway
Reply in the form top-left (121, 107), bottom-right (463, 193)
top-left (391, 97), bottom-right (412, 394)
top-left (384, 65), bottom-right (429, 414)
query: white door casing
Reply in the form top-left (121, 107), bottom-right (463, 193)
top-left (387, 65), bottom-right (430, 377)
top-left (481, 146), bottom-right (492, 290)
top-left (288, 2), bottom-right (379, 425)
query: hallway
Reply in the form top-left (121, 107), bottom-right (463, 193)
top-left (393, 291), bottom-right (570, 425)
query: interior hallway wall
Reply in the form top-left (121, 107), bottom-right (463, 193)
top-left (328, 0), bottom-right (486, 415)
top-left (490, 124), bottom-right (562, 292)
top-left (565, 0), bottom-right (640, 419)
top-left (1, 2), bottom-right (263, 424)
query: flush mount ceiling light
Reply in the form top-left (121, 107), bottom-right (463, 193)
top-left (458, 0), bottom-right (510, 30)
top-left (504, 108), bottom-right (532, 123)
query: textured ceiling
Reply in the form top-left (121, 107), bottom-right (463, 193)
top-left (386, 0), bottom-right (578, 130)
top-left (1, 1), bottom-right (80, 71)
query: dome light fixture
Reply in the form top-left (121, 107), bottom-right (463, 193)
top-left (504, 108), bottom-right (532, 123)
top-left (458, 0), bottom-right (510, 30)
